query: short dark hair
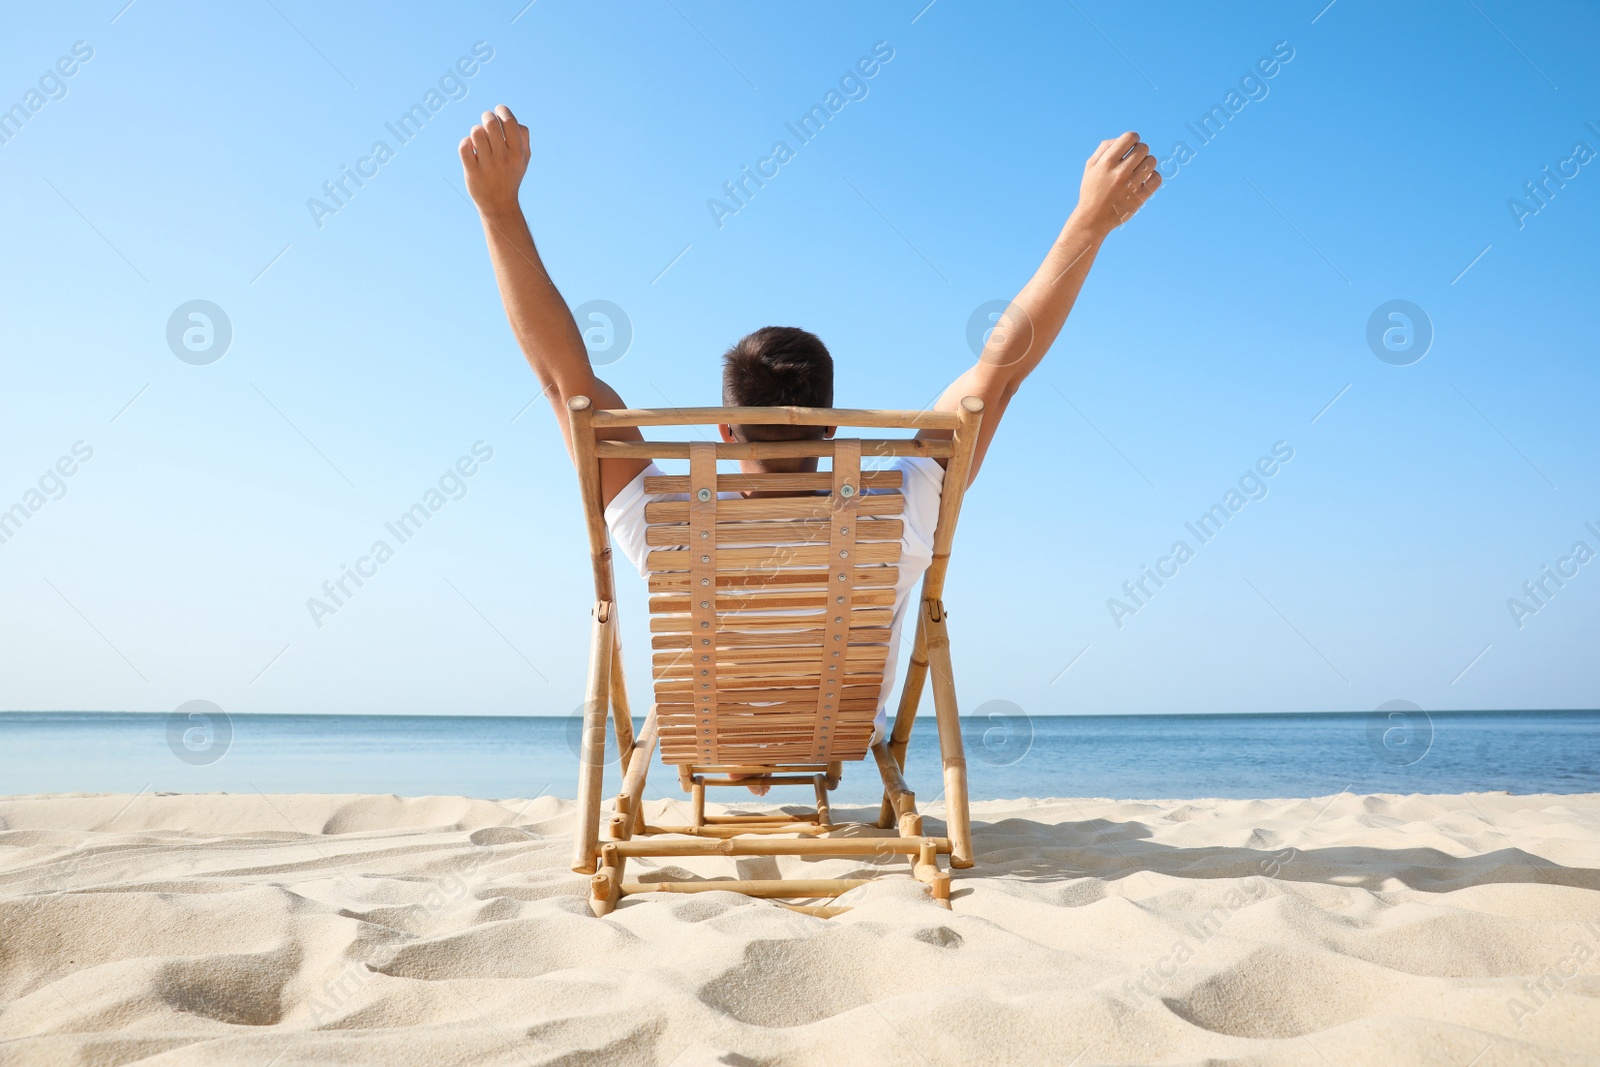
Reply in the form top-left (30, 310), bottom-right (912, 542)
top-left (721, 326), bottom-right (833, 440)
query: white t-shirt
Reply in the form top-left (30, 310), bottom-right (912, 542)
top-left (603, 456), bottom-right (945, 744)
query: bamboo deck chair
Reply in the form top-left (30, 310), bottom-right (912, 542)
top-left (566, 395), bottom-right (984, 917)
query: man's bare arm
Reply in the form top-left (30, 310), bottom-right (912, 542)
top-left (461, 105), bottom-right (645, 504)
top-left (921, 131), bottom-right (1162, 483)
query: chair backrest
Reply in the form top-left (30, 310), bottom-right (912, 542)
top-left (566, 401), bottom-right (983, 770)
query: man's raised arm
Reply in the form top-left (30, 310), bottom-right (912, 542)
top-left (461, 105), bottom-right (644, 503)
top-left (921, 131), bottom-right (1162, 484)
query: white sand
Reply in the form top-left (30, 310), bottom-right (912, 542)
top-left (2, 791), bottom-right (1598, 1066)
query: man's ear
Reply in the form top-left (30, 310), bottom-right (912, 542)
top-left (717, 424), bottom-right (738, 443)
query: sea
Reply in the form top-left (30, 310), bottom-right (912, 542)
top-left (2, 710), bottom-right (1595, 804)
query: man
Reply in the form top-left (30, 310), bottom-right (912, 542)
top-left (461, 105), bottom-right (1160, 776)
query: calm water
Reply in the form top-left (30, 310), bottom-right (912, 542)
top-left (1, 711), bottom-right (1595, 804)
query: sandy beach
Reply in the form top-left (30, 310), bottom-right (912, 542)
top-left (2, 791), bottom-right (1598, 1065)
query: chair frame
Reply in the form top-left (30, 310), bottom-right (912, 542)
top-left (565, 396), bottom-right (985, 916)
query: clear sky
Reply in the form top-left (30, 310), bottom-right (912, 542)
top-left (2, 0), bottom-right (1596, 721)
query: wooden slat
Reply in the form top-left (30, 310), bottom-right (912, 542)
top-left (664, 720), bottom-right (876, 736)
top-left (649, 607), bottom-right (895, 632)
top-left (656, 685), bottom-right (881, 706)
top-left (654, 648), bottom-right (888, 675)
top-left (655, 666), bottom-right (885, 687)
top-left (594, 406), bottom-right (958, 430)
top-left (647, 518), bottom-right (902, 547)
top-left (647, 567), bottom-right (897, 594)
top-left (646, 541), bottom-right (901, 574)
top-left (660, 707), bottom-right (878, 725)
top-left (648, 589), bottom-right (897, 614)
top-left (644, 470), bottom-right (902, 495)
top-left (653, 643), bottom-right (888, 669)
top-left (645, 493), bottom-right (902, 525)
top-left (653, 627), bottom-right (892, 650)
top-left (599, 439), bottom-right (950, 461)
top-left (657, 701), bottom-right (879, 718)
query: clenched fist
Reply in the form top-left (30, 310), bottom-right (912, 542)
top-left (1075, 132), bottom-right (1161, 235)
top-left (460, 105), bottom-right (531, 218)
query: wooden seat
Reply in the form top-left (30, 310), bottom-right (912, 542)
top-left (565, 398), bottom-right (984, 916)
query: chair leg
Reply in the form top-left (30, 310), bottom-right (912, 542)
top-left (609, 709), bottom-right (658, 843)
top-left (590, 844), bottom-right (625, 917)
top-left (609, 629), bottom-right (634, 775)
top-left (571, 603), bottom-right (615, 875)
top-left (923, 602), bottom-right (974, 869)
top-left (880, 607), bottom-right (930, 827)
top-left (812, 775), bottom-right (832, 827)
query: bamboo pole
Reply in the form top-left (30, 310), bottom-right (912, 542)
top-left (611, 837), bottom-right (945, 858)
top-left (888, 608), bottom-right (930, 770)
top-left (879, 397), bottom-right (982, 826)
top-left (921, 396), bottom-right (984, 600)
top-left (567, 395), bottom-right (620, 876)
top-left (620, 878), bottom-right (871, 898)
top-left (567, 397), bottom-right (617, 605)
top-left (912, 840), bottom-right (951, 909)
top-left (593, 406), bottom-right (960, 430)
top-left (610, 628), bottom-right (634, 776)
top-left (812, 775), bottom-right (832, 828)
top-left (597, 439), bottom-right (951, 461)
top-left (641, 822), bottom-right (834, 838)
top-left (571, 605), bottom-right (615, 874)
top-left (871, 740), bottom-right (916, 819)
top-left (881, 608), bottom-right (929, 827)
top-left (691, 779), bottom-right (706, 827)
top-left (609, 709), bottom-right (658, 842)
top-left (924, 605), bottom-right (974, 868)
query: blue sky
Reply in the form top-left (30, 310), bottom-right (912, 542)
top-left (2, 0), bottom-right (1596, 721)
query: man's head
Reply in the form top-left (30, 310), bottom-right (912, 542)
top-left (721, 326), bottom-right (833, 438)
top-left (719, 327), bottom-right (835, 474)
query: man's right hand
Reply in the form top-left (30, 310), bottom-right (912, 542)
top-left (460, 104), bottom-right (531, 218)
top-left (1074, 131), bottom-right (1161, 235)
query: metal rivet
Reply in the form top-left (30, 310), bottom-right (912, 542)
top-left (839, 550), bottom-right (848, 559)
top-left (700, 621), bottom-right (710, 628)
top-left (700, 601), bottom-right (710, 609)
top-left (701, 655), bottom-right (709, 662)
top-left (834, 616), bottom-right (843, 624)
top-left (696, 488), bottom-right (712, 502)
top-left (836, 597), bottom-right (845, 604)
top-left (840, 483), bottom-right (855, 497)
top-left (700, 555), bottom-right (710, 564)
top-left (832, 651), bottom-right (840, 657)
top-left (840, 526), bottom-right (848, 535)
top-left (838, 573), bottom-right (847, 581)
top-left (700, 577), bottom-right (710, 586)
top-left (700, 669), bottom-right (708, 676)
top-left (701, 638), bottom-right (710, 645)
top-left (699, 530), bottom-right (709, 540)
